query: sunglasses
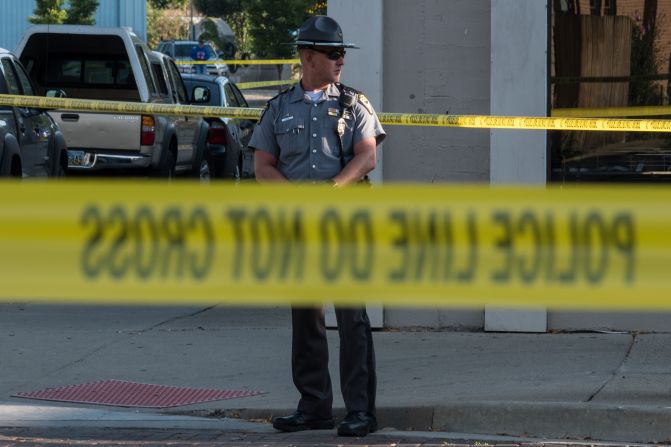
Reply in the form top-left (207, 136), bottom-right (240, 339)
top-left (311, 48), bottom-right (346, 60)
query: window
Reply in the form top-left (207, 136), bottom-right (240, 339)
top-left (230, 83), bottom-right (248, 108)
top-left (224, 83), bottom-right (240, 107)
top-left (135, 46), bottom-right (156, 95)
top-left (1, 58), bottom-right (21, 95)
top-left (590, 0), bottom-right (602, 15)
top-left (166, 60), bottom-right (187, 103)
top-left (550, 0), bottom-right (671, 183)
top-left (84, 60), bottom-right (115, 84)
top-left (43, 56), bottom-right (135, 88)
top-left (151, 62), bottom-right (169, 96)
top-left (13, 60), bottom-right (35, 96)
top-left (175, 43), bottom-right (194, 58)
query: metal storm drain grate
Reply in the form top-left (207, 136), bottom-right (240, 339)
top-left (13, 380), bottom-right (266, 408)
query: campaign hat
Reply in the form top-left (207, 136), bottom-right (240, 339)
top-left (294, 16), bottom-right (359, 49)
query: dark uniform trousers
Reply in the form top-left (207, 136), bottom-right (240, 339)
top-left (291, 306), bottom-right (376, 419)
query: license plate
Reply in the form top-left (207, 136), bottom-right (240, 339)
top-left (67, 150), bottom-right (87, 167)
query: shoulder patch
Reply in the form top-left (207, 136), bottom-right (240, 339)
top-left (358, 93), bottom-right (373, 115)
top-left (258, 102), bottom-right (270, 122)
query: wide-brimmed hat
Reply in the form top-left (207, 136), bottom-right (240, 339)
top-left (293, 16), bottom-right (359, 49)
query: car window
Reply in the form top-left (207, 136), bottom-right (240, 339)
top-left (1, 58), bottom-right (21, 95)
top-left (224, 83), bottom-right (240, 107)
top-left (83, 60), bottom-right (116, 84)
top-left (13, 60), bottom-right (35, 96)
top-left (175, 44), bottom-right (193, 58)
top-left (230, 83), bottom-right (248, 107)
top-left (166, 60), bottom-right (188, 103)
top-left (135, 46), bottom-right (157, 95)
top-left (42, 56), bottom-right (135, 88)
top-left (151, 62), bottom-right (169, 96)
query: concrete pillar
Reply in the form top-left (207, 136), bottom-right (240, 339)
top-left (487, 0), bottom-right (549, 332)
top-left (326, 0), bottom-right (384, 328)
top-left (328, 0), bottom-right (384, 184)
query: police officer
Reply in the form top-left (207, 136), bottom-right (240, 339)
top-left (248, 15), bottom-right (385, 437)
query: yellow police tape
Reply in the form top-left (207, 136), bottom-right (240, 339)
top-left (552, 105), bottom-right (671, 118)
top-left (175, 59), bottom-right (300, 65)
top-left (5, 94), bottom-right (671, 132)
top-left (1, 181), bottom-right (670, 309)
top-left (236, 79), bottom-right (298, 90)
top-left (0, 94), bottom-right (261, 120)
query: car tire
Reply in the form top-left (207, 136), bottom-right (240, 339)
top-left (0, 148), bottom-right (20, 177)
top-left (54, 149), bottom-right (67, 177)
top-left (153, 146), bottom-right (176, 179)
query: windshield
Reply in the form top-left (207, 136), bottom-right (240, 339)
top-left (175, 43), bottom-right (216, 59)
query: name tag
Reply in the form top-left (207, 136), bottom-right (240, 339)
top-left (281, 115), bottom-right (294, 122)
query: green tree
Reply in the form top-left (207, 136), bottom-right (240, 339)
top-left (193, 0), bottom-right (249, 55)
top-left (29, 0), bottom-right (67, 24)
top-left (149, 0), bottom-right (188, 9)
top-left (146, 1), bottom-right (190, 48)
top-left (193, 0), bottom-right (243, 16)
top-left (242, 0), bottom-right (314, 78)
top-left (64, 0), bottom-right (99, 25)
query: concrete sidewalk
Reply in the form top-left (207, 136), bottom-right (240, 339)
top-left (1, 303), bottom-right (670, 443)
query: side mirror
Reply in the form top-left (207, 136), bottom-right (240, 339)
top-left (192, 86), bottom-right (210, 104)
top-left (45, 89), bottom-right (67, 98)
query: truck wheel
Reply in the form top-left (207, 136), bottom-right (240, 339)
top-left (0, 150), bottom-right (21, 177)
top-left (54, 150), bottom-right (67, 177)
top-left (153, 148), bottom-right (176, 179)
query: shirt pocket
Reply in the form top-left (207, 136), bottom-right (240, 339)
top-left (274, 119), bottom-right (306, 158)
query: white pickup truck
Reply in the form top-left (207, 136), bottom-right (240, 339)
top-left (15, 25), bottom-right (209, 177)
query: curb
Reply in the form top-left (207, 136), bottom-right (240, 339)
top-left (175, 402), bottom-right (671, 444)
top-left (433, 401), bottom-right (671, 444)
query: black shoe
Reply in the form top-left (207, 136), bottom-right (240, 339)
top-left (337, 411), bottom-right (378, 437)
top-left (272, 411), bottom-right (335, 432)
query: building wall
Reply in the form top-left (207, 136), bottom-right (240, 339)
top-left (382, 0), bottom-right (491, 183)
top-left (329, 0), bottom-right (490, 329)
top-left (381, 0), bottom-right (491, 329)
top-left (0, 0), bottom-right (146, 52)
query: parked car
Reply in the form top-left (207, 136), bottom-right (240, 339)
top-left (16, 25), bottom-right (208, 177)
top-left (156, 40), bottom-right (229, 77)
top-left (182, 73), bottom-right (255, 179)
top-left (153, 51), bottom-right (212, 180)
top-left (0, 48), bottom-right (67, 177)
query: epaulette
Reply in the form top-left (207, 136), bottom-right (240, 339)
top-left (259, 85), bottom-right (294, 122)
top-left (336, 82), bottom-right (373, 115)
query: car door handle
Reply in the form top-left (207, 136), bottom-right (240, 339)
top-left (61, 113), bottom-right (79, 122)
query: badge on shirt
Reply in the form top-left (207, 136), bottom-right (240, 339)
top-left (358, 94), bottom-right (374, 115)
top-left (281, 115), bottom-right (294, 122)
top-left (327, 108), bottom-right (339, 117)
